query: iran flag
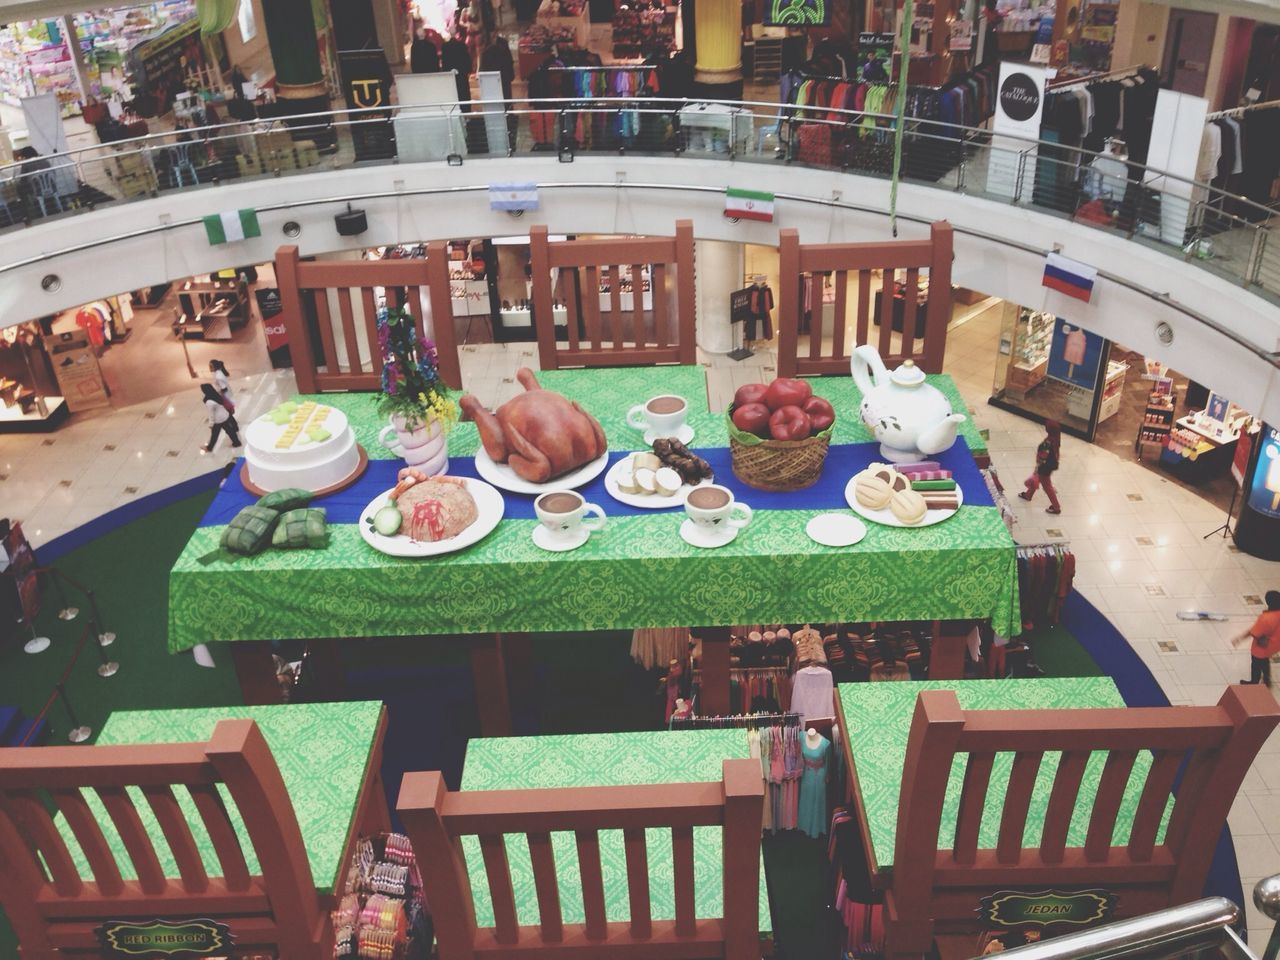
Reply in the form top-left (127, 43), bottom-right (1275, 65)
top-left (725, 188), bottom-right (775, 222)
top-left (203, 209), bottom-right (261, 245)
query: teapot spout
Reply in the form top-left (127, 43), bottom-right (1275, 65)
top-left (917, 413), bottom-right (967, 456)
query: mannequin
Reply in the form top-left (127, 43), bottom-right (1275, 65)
top-left (798, 726), bottom-right (831, 838)
top-left (806, 726), bottom-right (822, 748)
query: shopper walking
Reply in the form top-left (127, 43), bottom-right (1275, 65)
top-left (200, 383), bottom-right (241, 452)
top-left (209, 359), bottom-right (233, 409)
top-left (1019, 420), bottom-right (1062, 514)
top-left (1235, 590), bottom-right (1280, 688)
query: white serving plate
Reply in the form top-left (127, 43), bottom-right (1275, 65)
top-left (603, 456), bottom-right (711, 509)
top-left (359, 477), bottom-right (505, 557)
top-left (473, 448), bottom-right (609, 495)
top-left (843, 475), bottom-right (963, 528)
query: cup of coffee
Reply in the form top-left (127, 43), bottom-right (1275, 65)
top-left (534, 490), bottom-right (606, 542)
top-left (684, 484), bottom-right (752, 535)
top-left (627, 394), bottom-right (687, 436)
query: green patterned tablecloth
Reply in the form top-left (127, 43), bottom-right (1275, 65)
top-left (169, 367), bottom-right (1012, 652)
top-left (55, 702), bottom-right (384, 895)
top-left (837, 679), bottom-right (1170, 874)
top-left (461, 730), bottom-right (772, 935)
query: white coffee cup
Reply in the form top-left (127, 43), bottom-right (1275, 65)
top-left (627, 394), bottom-right (687, 437)
top-left (534, 489), bottom-right (606, 542)
top-left (683, 483), bottom-right (752, 534)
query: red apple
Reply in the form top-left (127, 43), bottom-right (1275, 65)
top-left (802, 396), bottom-right (836, 434)
top-left (769, 405), bottom-right (812, 441)
top-left (732, 402), bottom-right (772, 437)
top-left (764, 377), bottom-right (813, 411)
top-left (733, 383), bottom-right (769, 408)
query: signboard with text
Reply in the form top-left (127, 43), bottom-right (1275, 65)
top-left (977, 889), bottom-right (1116, 953)
top-left (96, 918), bottom-right (233, 958)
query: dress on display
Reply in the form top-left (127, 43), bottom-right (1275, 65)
top-left (798, 734), bottom-right (830, 838)
top-left (790, 664), bottom-right (834, 721)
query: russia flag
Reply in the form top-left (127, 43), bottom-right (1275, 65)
top-left (1042, 252), bottom-right (1097, 303)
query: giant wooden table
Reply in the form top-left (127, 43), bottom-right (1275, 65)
top-left (169, 366), bottom-right (1015, 735)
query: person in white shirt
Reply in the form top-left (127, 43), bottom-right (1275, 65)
top-left (209, 359), bottom-right (233, 408)
top-left (200, 383), bottom-right (241, 452)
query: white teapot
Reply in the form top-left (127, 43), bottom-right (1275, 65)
top-left (851, 345), bottom-right (966, 462)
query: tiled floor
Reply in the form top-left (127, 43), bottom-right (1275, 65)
top-left (1, 310), bottom-right (1277, 933)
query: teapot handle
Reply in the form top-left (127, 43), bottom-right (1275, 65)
top-left (851, 345), bottom-right (887, 396)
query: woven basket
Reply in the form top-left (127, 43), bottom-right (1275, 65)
top-left (727, 409), bottom-right (832, 492)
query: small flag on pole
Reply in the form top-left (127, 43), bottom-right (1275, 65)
top-left (203, 209), bottom-right (260, 245)
top-left (1042, 252), bottom-right (1097, 302)
top-left (725, 188), bottom-right (775, 222)
top-left (489, 183), bottom-right (539, 211)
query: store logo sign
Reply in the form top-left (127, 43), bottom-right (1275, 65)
top-left (979, 889), bottom-right (1115, 929)
top-left (999, 72), bottom-right (1041, 122)
top-left (96, 919), bottom-right (233, 957)
top-left (349, 78), bottom-right (385, 108)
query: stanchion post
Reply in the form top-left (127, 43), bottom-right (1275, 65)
top-left (50, 569), bottom-right (79, 621)
top-left (19, 615), bottom-right (50, 654)
top-left (56, 682), bottom-right (91, 743)
top-left (87, 590), bottom-right (115, 646)
top-left (90, 620), bottom-right (119, 677)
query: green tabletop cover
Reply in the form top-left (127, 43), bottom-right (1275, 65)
top-left (56, 702), bottom-right (384, 894)
top-left (461, 730), bottom-right (772, 935)
top-left (837, 679), bottom-right (1171, 874)
top-left (169, 367), bottom-right (1012, 652)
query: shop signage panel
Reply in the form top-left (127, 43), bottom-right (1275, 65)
top-left (1247, 423), bottom-right (1280, 518)
top-left (765, 0), bottom-right (830, 27)
top-left (979, 888), bottom-right (1115, 928)
top-left (988, 62), bottom-right (1053, 200)
top-left (96, 918), bottom-right (233, 957)
top-left (858, 33), bottom-right (896, 80)
top-left (730, 287), bottom-right (754, 324)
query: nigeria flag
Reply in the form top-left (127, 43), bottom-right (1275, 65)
top-left (203, 209), bottom-right (261, 245)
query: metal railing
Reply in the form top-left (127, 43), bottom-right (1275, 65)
top-left (0, 97), bottom-right (1277, 303)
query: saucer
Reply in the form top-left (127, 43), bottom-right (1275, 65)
top-left (644, 423), bottom-right (695, 446)
top-left (680, 518), bottom-right (738, 549)
top-left (532, 525), bottom-right (590, 552)
top-left (806, 513), bottom-right (867, 547)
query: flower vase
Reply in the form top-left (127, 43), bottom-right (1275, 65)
top-left (378, 414), bottom-right (449, 475)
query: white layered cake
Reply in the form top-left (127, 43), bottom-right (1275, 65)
top-left (244, 401), bottom-right (361, 493)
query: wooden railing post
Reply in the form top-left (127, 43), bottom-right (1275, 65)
top-left (0, 790), bottom-right (56, 956)
top-left (205, 719), bottom-right (324, 959)
top-left (529, 225), bottom-right (558, 370)
top-left (426, 240), bottom-right (463, 390)
top-left (398, 772), bottom-right (478, 960)
top-left (722, 758), bottom-right (764, 960)
top-left (275, 245), bottom-right (318, 393)
top-left (1167, 685), bottom-right (1280, 903)
top-left (675, 219), bottom-right (697, 365)
top-left (921, 222), bottom-right (953, 374)
top-left (777, 229), bottom-right (800, 378)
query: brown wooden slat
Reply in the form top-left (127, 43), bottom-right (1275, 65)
top-left (798, 240), bottom-right (936, 273)
top-left (545, 236), bottom-right (674, 269)
top-left (955, 710), bottom-right (1228, 751)
top-left (583, 265), bottom-right (603, 353)
top-left (1041, 750), bottom-right (1090, 863)
top-left (1164, 751), bottom-right (1217, 851)
top-left (336, 287), bottom-right (362, 375)
top-left (632, 264), bottom-right (648, 347)
top-left (953, 752), bottom-right (994, 865)
top-left (877, 271), bottom-right (895, 357)
top-left (606, 266), bottom-right (623, 349)
top-left (832, 271), bottom-right (848, 362)
top-left (187, 783), bottom-right (251, 891)
top-left (51, 787), bottom-right (124, 895)
top-left (361, 287), bottom-right (380, 373)
top-left (479, 833), bottom-right (520, 944)
top-left (623, 826), bottom-right (651, 939)
top-left (527, 831), bottom-right (563, 942)
top-left (575, 829), bottom-right (608, 940)
top-left (10, 789), bottom-right (83, 896)
top-left (674, 221), bottom-right (697, 365)
top-left (564, 271), bottom-right (581, 354)
top-left (407, 285), bottom-right (425, 319)
top-left (95, 786), bottom-right (166, 895)
top-left (672, 824), bottom-right (696, 937)
top-left (777, 230), bottom-right (801, 378)
top-left (997, 752), bottom-right (1043, 864)
top-left (808, 273), bottom-right (823, 360)
top-left (311, 289), bottom-right (340, 376)
top-left (1084, 750), bottom-right (1138, 860)
top-left (652, 264), bottom-right (669, 351)
top-left (295, 259), bottom-right (432, 288)
top-left (141, 784), bottom-right (208, 894)
top-left (1127, 749), bottom-right (1183, 861)
top-left (903, 267), bottom-right (919, 357)
top-left (855, 269), bottom-right (871, 348)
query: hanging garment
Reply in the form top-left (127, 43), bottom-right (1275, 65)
top-left (790, 664), bottom-right (834, 721)
top-left (797, 734), bottom-right (830, 838)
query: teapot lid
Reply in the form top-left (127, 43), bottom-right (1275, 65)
top-left (890, 359), bottom-right (927, 388)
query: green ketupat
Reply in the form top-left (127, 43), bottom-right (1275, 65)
top-left (221, 504), bottom-right (281, 555)
top-left (272, 508), bottom-right (328, 549)
top-left (256, 488), bottom-right (313, 513)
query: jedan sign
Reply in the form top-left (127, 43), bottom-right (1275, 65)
top-left (999, 72), bottom-right (1042, 123)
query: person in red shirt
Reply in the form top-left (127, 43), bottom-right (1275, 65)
top-left (1235, 590), bottom-right (1280, 688)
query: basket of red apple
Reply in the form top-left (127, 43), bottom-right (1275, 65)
top-left (727, 379), bottom-right (836, 491)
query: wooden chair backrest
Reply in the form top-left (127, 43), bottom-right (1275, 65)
top-left (777, 221), bottom-right (953, 378)
top-left (0, 719), bottom-right (324, 958)
top-left (529, 221), bottom-right (697, 370)
top-left (399, 758), bottom-right (764, 960)
top-left (892, 686), bottom-right (1279, 926)
top-left (275, 244), bottom-right (460, 393)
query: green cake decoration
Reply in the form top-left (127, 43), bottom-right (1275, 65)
top-left (306, 425), bottom-right (332, 443)
top-left (221, 504), bottom-right (281, 555)
top-left (272, 508), bottom-right (328, 549)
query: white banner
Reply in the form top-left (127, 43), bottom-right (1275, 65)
top-left (987, 63), bottom-right (1054, 203)
top-left (21, 93), bottom-right (76, 194)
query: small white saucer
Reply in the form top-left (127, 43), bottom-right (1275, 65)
top-left (680, 518), bottom-right (738, 549)
top-left (532, 525), bottom-right (590, 552)
top-left (806, 513), bottom-right (867, 547)
top-left (644, 423), bottom-right (695, 446)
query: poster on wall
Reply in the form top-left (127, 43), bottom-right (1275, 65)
top-left (1247, 423), bottom-right (1280, 518)
top-left (1046, 318), bottom-right (1104, 388)
top-left (858, 33), bottom-right (895, 80)
top-left (765, 0), bottom-right (830, 28)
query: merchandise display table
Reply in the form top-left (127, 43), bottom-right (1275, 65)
top-left (169, 366), bottom-right (1010, 733)
top-left (836, 678), bottom-right (1148, 877)
top-left (460, 729), bottom-right (772, 938)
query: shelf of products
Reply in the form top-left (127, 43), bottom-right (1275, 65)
top-left (612, 0), bottom-right (677, 57)
top-left (1004, 307), bottom-right (1053, 399)
top-left (1096, 359), bottom-right (1128, 423)
top-left (1136, 388), bottom-right (1175, 457)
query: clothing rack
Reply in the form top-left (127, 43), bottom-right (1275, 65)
top-left (1206, 98), bottom-right (1280, 120)
top-left (1046, 65), bottom-right (1145, 91)
top-left (545, 64), bottom-right (654, 72)
top-left (670, 710), bottom-right (801, 730)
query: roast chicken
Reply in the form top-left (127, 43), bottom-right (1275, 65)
top-left (460, 368), bottom-right (608, 483)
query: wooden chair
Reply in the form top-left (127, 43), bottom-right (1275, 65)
top-left (0, 719), bottom-right (357, 960)
top-left (399, 758), bottom-right (765, 959)
top-left (529, 220), bottom-right (697, 370)
top-left (777, 221), bottom-right (953, 378)
top-left (276, 244), bottom-right (460, 393)
top-left (876, 685), bottom-right (1280, 960)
